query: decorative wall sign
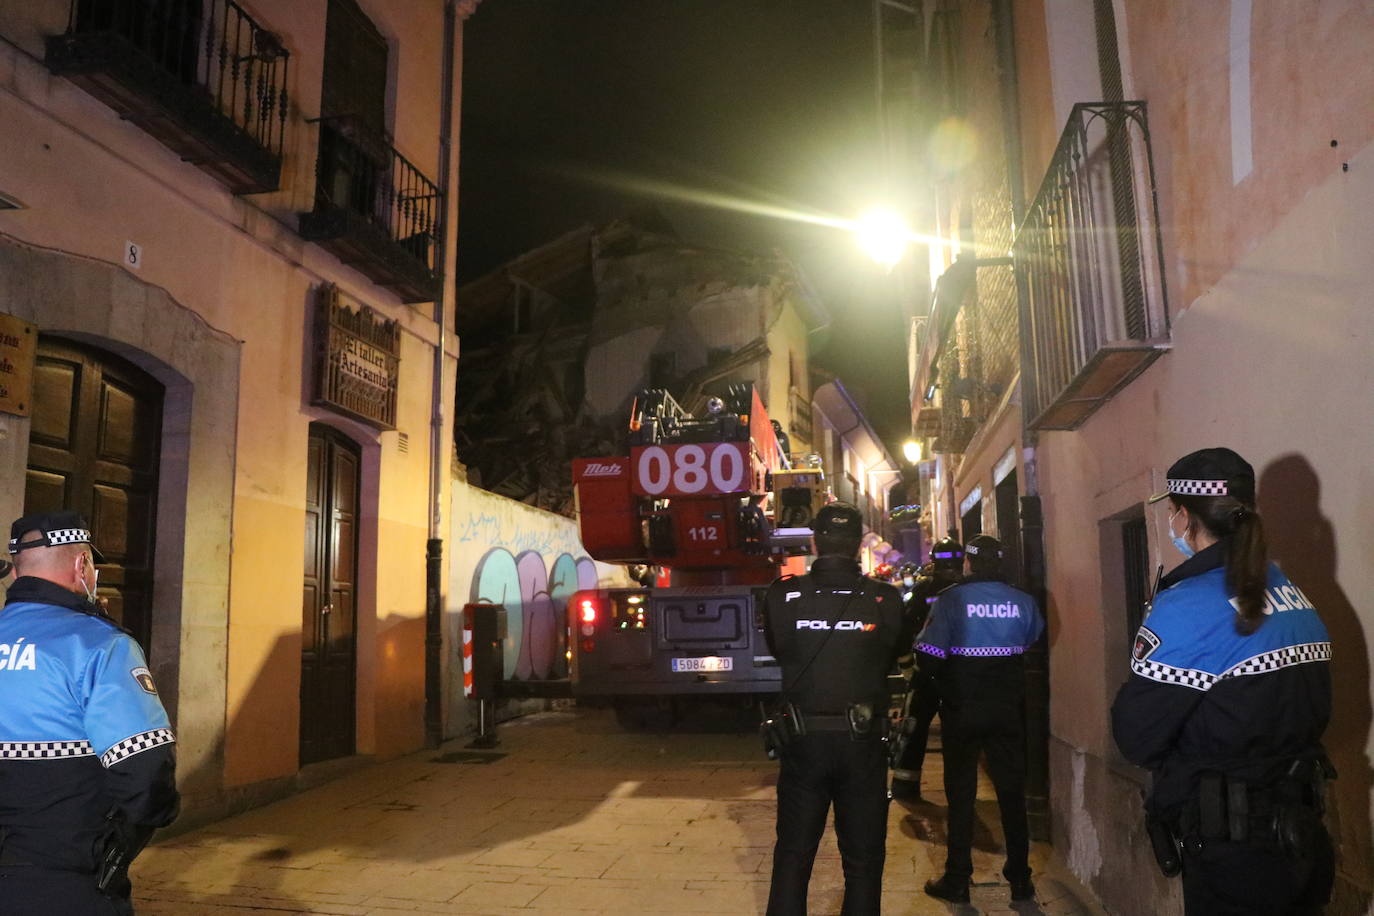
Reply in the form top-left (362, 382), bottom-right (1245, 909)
top-left (313, 285), bottom-right (400, 430)
top-left (0, 313), bottom-right (37, 418)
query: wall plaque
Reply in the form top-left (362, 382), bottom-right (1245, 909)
top-left (313, 285), bottom-right (400, 430)
top-left (0, 313), bottom-right (37, 418)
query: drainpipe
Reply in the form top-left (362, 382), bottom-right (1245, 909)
top-left (425, 0), bottom-right (458, 750)
top-left (991, 0), bottom-right (1050, 843)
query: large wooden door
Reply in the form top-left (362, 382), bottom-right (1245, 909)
top-left (25, 338), bottom-right (163, 652)
top-left (300, 424), bottom-right (360, 765)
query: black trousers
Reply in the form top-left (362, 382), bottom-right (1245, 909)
top-left (767, 730), bottom-right (890, 916)
top-left (0, 866), bottom-right (130, 915)
top-left (941, 703), bottom-right (1030, 882)
top-left (892, 685), bottom-right (940, 783)
top-left (1180, 829), bottom-right (1334, 915)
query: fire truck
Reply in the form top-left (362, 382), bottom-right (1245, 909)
top-left (569, 384), bottom-right (825, 727)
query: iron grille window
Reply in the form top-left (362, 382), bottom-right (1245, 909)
top-left (1121, 515), bottom-right (1149, 647)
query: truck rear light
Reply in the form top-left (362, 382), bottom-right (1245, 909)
top-left (579, 597), bottom-right (599, 624)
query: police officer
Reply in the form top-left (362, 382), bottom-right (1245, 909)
top-left (890, 535), bottom-right (965, 800)
top-left (917, 534), bottom-right (1043, 904)
top-left (763, 502), bottom-right (912, 915)
top-left (0, 511), bottom-right (180, 915)
top-left (1112, 448), bottom-right (1333, 915)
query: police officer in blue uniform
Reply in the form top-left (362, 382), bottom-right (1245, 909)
top-left (890, 535), bottom-right (965, 801)
top-left (1112, 448), bottom-right (1333, 915)
top-left (917, 533), bottom-right (1043, 904)
top-left (0, 511), bottom-right (180, 915)
top-left (763, 502), bottom-right (913, 916)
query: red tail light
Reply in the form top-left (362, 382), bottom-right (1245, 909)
top-left (579, 597), bottom-right (598, 624)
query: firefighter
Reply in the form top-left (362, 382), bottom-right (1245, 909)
top-left (918, 534), bottom-right (1043, 905)
top-left (763, 502), bottom-right (913, 916)
top-left (890, 536), bottom-right (965, 800)
top-left (0, 512), bottom-right (180, 915)
top-left (1112, 448), bottom-right (1334, 915)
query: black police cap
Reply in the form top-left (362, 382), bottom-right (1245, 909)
top-left (9, 510), bottom-right (106, 562)
top-left (813, 502), bottom-right (863, 537)
top-left (1147, 447), bottom-right (1256, 505)
top-left (930, 535), bottom-right (964, 563)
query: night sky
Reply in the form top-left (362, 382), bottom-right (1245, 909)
top-left (457, 0), bottom-right (913, 449)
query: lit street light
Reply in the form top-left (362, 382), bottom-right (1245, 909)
top-left (854, 207), bottom-right (912, 268)
top-left (902, 439), bottom-right (923, 464)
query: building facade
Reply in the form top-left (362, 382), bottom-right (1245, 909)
top-left (0, 0), bottom-right (476, 822)
top-left (887, 2), bottom-right (1374, 912)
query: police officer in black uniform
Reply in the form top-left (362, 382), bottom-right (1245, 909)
top-left (1112, 448), bottom-right (1334, 915)
top-left (891, 536), bottom-right (965, 800)
top-left (918, 534), bottom-right (1043, 905)
top-left (0, 512), bottom-right (180, 915)
top-left (763, 502), bottom-right (913, 916)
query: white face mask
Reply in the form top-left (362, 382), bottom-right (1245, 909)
top-left (1168, 509), bottom-right (1195, 559)
top-left (80, 556), bottom-right (100, 603)
top-left (902, 576), bottom-right (915, 588)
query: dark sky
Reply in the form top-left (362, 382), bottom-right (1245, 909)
top-left (457, 0), bottom-right (912, 448)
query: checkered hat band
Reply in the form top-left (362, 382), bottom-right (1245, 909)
top-left (0, 739), bottom-right (95, 760)
top-left (1167, 479), bottom-right (1228, 497)
top-left (101, 728), bottom-right (176, 768)
top-left (8, 528), bottom-right (93, 552)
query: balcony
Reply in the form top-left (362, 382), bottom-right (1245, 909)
top-left (46, 0), bottom-right (288, 194)
top-left (1015, 102), bottom-right (1170, 431)
top-left (299, 115), bottom-right (442, 304)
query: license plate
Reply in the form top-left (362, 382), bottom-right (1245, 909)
top-left (671, 656), bottom-right (733, 673)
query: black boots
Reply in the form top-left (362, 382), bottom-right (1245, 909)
top-left (1009, 876), bottom-right (1037, 902)
top-left (923, 874), bottom-right (970, 903)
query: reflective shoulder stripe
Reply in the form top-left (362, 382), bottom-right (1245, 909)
top-left (1130, 657), bottom-right (1219, 691)
top-left (0, 739), bottom-right (95, 759)
top-left (949, 645), bottom-right (1025, 657)
top-left (100, 728), bottom-right (176, 768)
top-left (915, 641), bottom-right (946, 659)
top-left (1220, 642), bottom-right (1332, 680)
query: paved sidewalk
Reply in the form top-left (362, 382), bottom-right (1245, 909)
top-left (133, 710), bottom-right (1105, 915)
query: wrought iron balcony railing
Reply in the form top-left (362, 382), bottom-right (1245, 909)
top-left (1014, 102), bottom-right (1170, 431)
top-left (298, 115), bottom-right (442, 304)
top-left (46, 0), bottom-right (288, 194)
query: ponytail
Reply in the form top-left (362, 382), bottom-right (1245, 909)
top-left (1225, 506), bottom-right (1268, 635)
top-left (1175, 496), bottom-right (1269, 635)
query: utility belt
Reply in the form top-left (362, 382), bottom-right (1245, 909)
top-left (759, 701), bottom-right (889, 759)
top-left (1146, 757), bottom-right (1334, 876)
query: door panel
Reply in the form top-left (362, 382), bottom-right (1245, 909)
top-left (25, 339), bottom-right (162, 653)
top-left (300, 425), bottom-right (360, 766)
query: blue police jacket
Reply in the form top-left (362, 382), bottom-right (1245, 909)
top-left (0, 577), bottom-right (179, 872)
top-left (915, 576), bottom-right (1043, 710)
top-left (1112, 542), bottom-right (1332, 815)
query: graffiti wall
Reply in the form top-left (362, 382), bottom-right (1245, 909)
top-left (446, 478), bottom-right (629, 735)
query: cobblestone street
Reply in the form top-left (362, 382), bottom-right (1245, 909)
top-left (133, 710), bottom-right (1105, 915)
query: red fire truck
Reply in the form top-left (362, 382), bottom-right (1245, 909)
top-left (569, 384), bottom-right (824, 728)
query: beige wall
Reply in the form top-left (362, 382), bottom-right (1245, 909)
top-left (1024, 1), bottom-right (1374, 909)
top-left (0, 0), bottom-right (468, 812)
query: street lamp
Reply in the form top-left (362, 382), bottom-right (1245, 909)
top-left (902, 439), bottom-right (923, 464)
top-left (854, 207), bottom-right (911, 268)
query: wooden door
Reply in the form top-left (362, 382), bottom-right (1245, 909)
top-left (300, 424), bottom-right (360, 765)
top-left (25, 338), bottom-right (162, 652)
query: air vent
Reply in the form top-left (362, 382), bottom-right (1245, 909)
top-left (397, 432), bottom-right (409, 454)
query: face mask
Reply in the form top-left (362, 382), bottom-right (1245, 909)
top-left (1169, 510), bottom-right (1195, 559)
top-left (80, 558), bottom-right (100, 604)
top-left (902, 577), bottom-right (915, 588)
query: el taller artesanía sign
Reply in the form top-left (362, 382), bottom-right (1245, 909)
top-left (313, 285), bottom-right (400, 430)
top-left (0, 313), bottom-right (37, 418)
